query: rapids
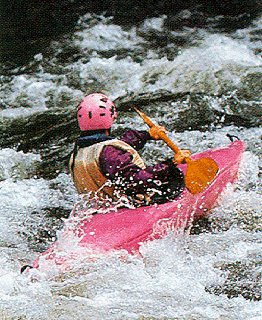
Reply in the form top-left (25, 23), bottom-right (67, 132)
top-left (0, 4), bottom-right (261, 320)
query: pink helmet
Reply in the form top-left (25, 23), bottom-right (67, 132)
top-left (77, 93), bottom-right (117, 131)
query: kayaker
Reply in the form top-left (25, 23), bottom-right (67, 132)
top-left (70, 93), bottom-right (190, 205)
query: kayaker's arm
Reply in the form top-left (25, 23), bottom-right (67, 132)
top-left (120, 129), bottom-right (152, 150)
top-left (100, 145), bottom-right (183, 198)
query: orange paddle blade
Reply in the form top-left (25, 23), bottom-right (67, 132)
top-left (185, 158), bottom-right (219, 194)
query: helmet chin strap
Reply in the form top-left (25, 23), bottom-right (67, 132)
top-left (105, 129), bottom-right (111, 136)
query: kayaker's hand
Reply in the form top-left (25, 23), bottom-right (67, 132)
top-left (173, 149), bottom-right (191, 164)
top-left (149, 125), bottom-right (167, 140)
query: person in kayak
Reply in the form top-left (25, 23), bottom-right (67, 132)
top-left (70, 93), bottom-right (189, 205)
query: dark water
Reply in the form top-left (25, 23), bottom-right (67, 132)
top-left (1, 0), bottom-right (261, 67)
top-left (0, 0), bottom-right (86, 66)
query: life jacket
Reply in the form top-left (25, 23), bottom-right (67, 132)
top-left (70, 139), bottom-right (146, 199)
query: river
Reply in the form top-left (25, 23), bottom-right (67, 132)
top-left (0, 2), bottom-right (261, 319)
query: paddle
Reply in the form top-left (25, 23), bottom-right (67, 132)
top-left (133, 106), bottom-right (219, 194)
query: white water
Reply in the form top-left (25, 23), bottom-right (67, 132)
top-left (0, 13), bottom-right (261, 320)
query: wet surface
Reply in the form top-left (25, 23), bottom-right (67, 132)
top-left (0, 2), bottom-right (261, 319)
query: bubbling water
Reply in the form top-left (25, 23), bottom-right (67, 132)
top-left (0, 10), bottom-right (261, 320)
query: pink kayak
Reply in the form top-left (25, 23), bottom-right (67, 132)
top-left (33, 140), bottom-right (245, 270)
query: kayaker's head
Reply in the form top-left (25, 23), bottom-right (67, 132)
top-left (77, 93), bottom-right (117, 133)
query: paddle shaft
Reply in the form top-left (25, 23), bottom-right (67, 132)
top-left (133, 106), bottom-right (182, 155)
